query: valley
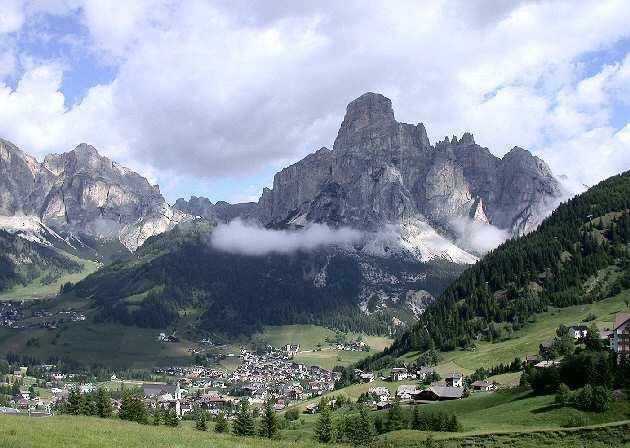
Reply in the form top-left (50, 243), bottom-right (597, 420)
top-left (0, 87), bottom-right (628, 448)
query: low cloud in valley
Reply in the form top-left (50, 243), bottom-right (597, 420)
top-left (210, 219), bottom-right (362, 256)
top-left (450, 217), bottom-right (510, 255)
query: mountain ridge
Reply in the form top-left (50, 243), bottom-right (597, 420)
top-left (0, 138), bottom-right (190, 253)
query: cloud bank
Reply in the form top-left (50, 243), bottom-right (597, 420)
top-left (210, 219), bottom-right (362, 256)
top-left (0, 1), bottom-right (629, 202)
top-left (450, 217), bottom-right (510, 255)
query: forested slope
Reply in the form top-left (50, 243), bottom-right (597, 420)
top-left (361, 171), bottom-right (630, 366)
top-left (70, 220), bottom-right (417, 337)
top-left (0, 230), bottom-right (82, 293)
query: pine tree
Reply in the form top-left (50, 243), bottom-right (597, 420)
top-left (314, 398), bottom-right (333, 443)
top-left (119, 390), bottom-right (148, 424)
top-left (95, 388), bottom-right (113, 418)
top-left (195, 409), bottom-right (208, 431)
top-left (258, 399), bottom-right (278, 439)
top-left (152, 406), bottom-right (161, 425)
top-left (353, 405), bottom-right (374, 446)
top-left (79, 392), bottom-right (96, 416)
top-left (411, 405), bottom-right (421, 430)
top-left (387, 396), bottom-right (406, 431)
top-left (233, 398), bottom-right (255, 436)
top-left (215, 411), bottom-right (229, 433)
top-left (66, 387), bottom-right (81, 415)
top-left (165, 408), bottom-right (179, 427)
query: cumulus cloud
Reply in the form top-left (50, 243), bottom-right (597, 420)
top-left (210, 219), bottom-right (362, 255)
top-left (450, 217), bottom-right (510, 255)
top-left (0, 1), bottom-right (629, 202)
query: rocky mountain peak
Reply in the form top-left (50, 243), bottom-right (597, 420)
top-left (258, 92), bottom-right (562, 244)
top-left (334, 92), bottom-right (396, 150)
top-left (460, 132), bottom-right (475, 145)
top-left (1, 138), bottom-right (191, 251)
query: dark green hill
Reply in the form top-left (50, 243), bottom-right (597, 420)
top-left (70, 220), bottom-right (459, 337)
top-left (361, 171), bottom-right (630, 367)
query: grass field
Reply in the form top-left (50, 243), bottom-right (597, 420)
top-left (399, 290), bottom-right (630, 376)
top-left (2, 391), bottom-right (629, 447)
top-left (0, 258), bottom-right (100, 300)
top-left (288, 386), bottom-right (630, 437)
top-left (0, 321), bottom-right (191, 369)
top-left (382, 422), bottom-right (630, 447)
top-left (0, 415), bottom-right (324, 448)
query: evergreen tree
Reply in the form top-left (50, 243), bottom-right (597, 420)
top-left (386, 396), bottom-right (406, 431)
top-left (151, 406), bottom-right (161, 425)
top-left (119, 390), bottom-right (148, 424)
top-left (164, 408), bottom-right (179, 427)
top-left (95, 388), bottom-right (113, 418)
top-left (195, 409), bottom-right (208, 431)
top-left (233, 398), bottom-right (255, 436)
top-left (314, 398), bottom-right (333, 443)
top-left (555, 383), bottom-right (571, 406)
top-left (258, 399), bottom-right (278, 439)
top-left (215, 411), bottom-right (229, 433)
top-left (411, 406), bottom-right (422, 430)
top-left (353, 405), bottom-right (374, 446)
top-left (79, 392), bottom-right (97, 416)
top-left (66, 387), bottom-right (81, 415)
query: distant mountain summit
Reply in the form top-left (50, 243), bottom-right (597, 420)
top-left (176, 92), bottom-right (562, 262)
top-left (257, 92), bottom-right (561, 237)
top-left (0, 139), bottom-right (189, 252)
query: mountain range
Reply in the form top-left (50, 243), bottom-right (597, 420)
top-left (0, 92), bottom-right (563, 333)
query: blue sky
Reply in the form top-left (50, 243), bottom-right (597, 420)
top-left (0, 0), bottom-right (629, 203)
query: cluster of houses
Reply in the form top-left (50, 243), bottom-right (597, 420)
top-left (0, 301), bottom-right (25, 328)
top-left (143, 346), bottom-right (339, 416)
top-left (331, 340), bottom-right (369, 352)
top-left (227, 348), bottom-right (338, 407)
top-left (536, 314), bottom-right (630, 362)
top-left (0, 302), bottom-right (85, 330)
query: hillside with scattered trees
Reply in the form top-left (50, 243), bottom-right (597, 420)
top-left (360, 171), bottom-right (630, 367)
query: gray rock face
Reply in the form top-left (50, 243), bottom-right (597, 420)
top-left (0, 140), bottom-right (189, 251)
top-left (258, 92), bottom-right (562, 237)
top-left (173, 196), bottom-right (257, 223)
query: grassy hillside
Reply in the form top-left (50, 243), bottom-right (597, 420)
top-left (0, 230), bottom-right (87, 297)
top-left (0, 315), bottom-right (389, 371)
top-left (3, 396), bottom-right (628, 448)
top-left (362, 170), bottom-right (630, 368)
top-left (382, 422), bottom-right (630, 447)
top-left (0, 415), bottom-right (323, 448)
top-left (0, 257), bottom-right (99, 300)
top-left (397, 289), bottom-right (629, 376)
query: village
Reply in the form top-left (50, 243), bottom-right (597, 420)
top-left (1, 312), bottom-right (628, 420)
top-left (0, 300), bottom-right (86, 330)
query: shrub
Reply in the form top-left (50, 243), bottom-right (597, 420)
top-left (562, 414), bottom-right (588, 428)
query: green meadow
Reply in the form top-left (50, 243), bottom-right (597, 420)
top-left (399, 290), bottom-right (630, 376)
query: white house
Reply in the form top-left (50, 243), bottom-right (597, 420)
top-left (396, 385), bottom-right (418, 400)
top-left (391, 367), bottom-right (408, 381)
top-left (445, 373), bottom-right (463, 388)
top-left (568, 325), bottom-right (589, 339)
top-left (368, 386), bottom-right (390, 402)
top-left (612, 313), bottom-right (630, 358)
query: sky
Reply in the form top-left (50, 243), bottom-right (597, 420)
top-left (0, 0), bottom-right (629, 204)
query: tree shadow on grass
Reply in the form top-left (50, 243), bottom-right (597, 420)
top-left (530, 403), bottom-right (563, 414)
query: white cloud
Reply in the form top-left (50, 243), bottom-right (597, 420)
top-left (0, 0), bottom-right (24, 35)
top-left (450, 217), bottom-right (510, 255)
top-left (210, 219), bottom-right (362, 255)
top-left (0, 0), bottom-right (629, 202)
